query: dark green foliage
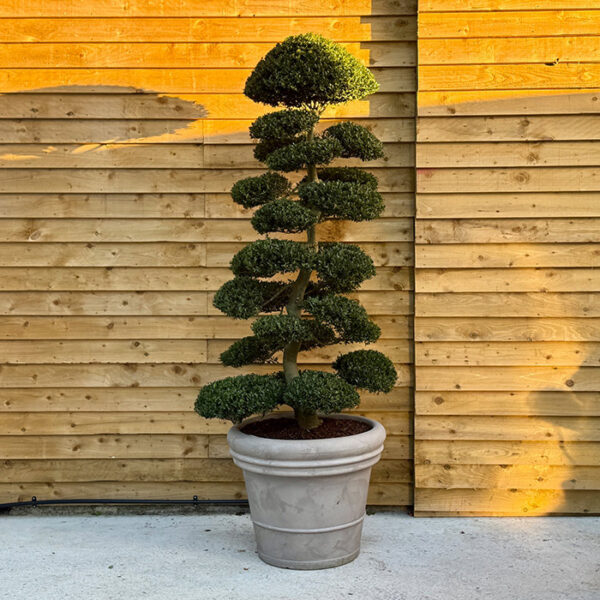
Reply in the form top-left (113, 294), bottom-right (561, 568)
top-left (231, 239), bottom-right (314, 278)
top-left (251, 199), bottom-right (318, 234)
top-left (213, 276), bottom-right (288, 319)
top-left (283, 370), bottom-right (360, 414)
top-left (333, 350), bottom-right (398, 393)
top-left (252, 315), bottom-right (313, 346)
top-left (253, 138), bottom-right (296, 163)
top-left (315, 243), bottom-right (376, 292)
top-left (304, 295), bottom-right (381, 344)
top-left (196, 34), bottom-right (395, 428)
top-left (231, 172), bottom-right (290, 209)
top-left (244, 33), bottom-right (379, 108)
top-left (316, 167), bottom-right (378, 187)
top-left (220, 336), bottom-right (280, 367)
top-left (250, 109), bottom-right (319, 140)
top-left (195, 373), bottom-right (285, 423)
top-left (324, 122), bottom-right (384, 161)
top-left (298, 180), bottom-right (384, 221)
top-left (265, 138), bottom-right (342, 172)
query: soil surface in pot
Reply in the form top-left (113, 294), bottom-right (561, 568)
top-left (241, 417), bottom-right (371, 440)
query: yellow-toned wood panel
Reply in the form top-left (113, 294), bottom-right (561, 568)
top-left (0, 42), bottom-right (415, 68)
top-left (0, 0), bottom-right (416, 17)
top-left (416, 292), bottom-right (600, 317)
top-left (0, 2), bottom-right (415, 507)
top-left (0, 17), bottom-right (416, 43)
top-left (416, 1), bottom-right (600, 515)
top-left (419, 90), bottom-right (600, 116)
top-left (420, 36), bottom-right (600, 65)
top-left (0, 93), bottom-right (415, 119)
top-left (421, 1), bottom-right (595, 9)
top-left (420, 10), bottom-right (600, 38)
top-left (415, 317), bottom-right (600, 342)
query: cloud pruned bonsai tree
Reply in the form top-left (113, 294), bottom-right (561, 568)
top-left (195, 33), bottom-right (397, 431)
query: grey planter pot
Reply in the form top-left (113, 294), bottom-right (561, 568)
top-left (227, 413), bottom-right (386, 570)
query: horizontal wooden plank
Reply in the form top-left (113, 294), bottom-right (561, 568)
top-left (420, 64), bottom-right (600, 91)
top-left (418, 90), bottom-right (600, 116)
top-left (0, 266), bottom-right (410, 292)
top-left (0, 289), bottom-right (409, 316)
top-left (0, 242), bottom-right (413, 268)
top-left (0, 339), bottom-right (211, 364)
top-left (0, 194), bottom-right (207, 218)
top-left (0, 142), bottom-right (413, 169)
top-left (0, 481), bottom-right (413, 506)
top-left (0, 387), bottom-right (413, 413)
top-left (0, 0), bottom-right (416, 17)
top-left (0, 434), bottom-right (210, 459)
top-left (416, 293), bottom-right (600, 318)
top-left (0, 243), bottom-right (209, 267)
top-left (0, 291), bottom-right (212, 315)
top-left (420, 10), bottom-right (600, 38)
top-left (0, 457), bottom-right (412, 484)
top-left (417, 116), bottom-right (600, 142)
top-left (416, 317), bottom-right (600, 342)
top-left (419, 36), bottom-right (600, 65)
top-left (0, 67), bottom-right (413, 95)
top-left (416, 244), bottom-right (600, 268)
top-left (0, 315), bottom-right (412, 340)
top-left (416, 390), bottom-right (600, 416)
top-left (415, 439), bottom-right (600, 466)
top-left (416, 167), bottom-right (600, 197)
top-left (0, 118), bottom-right (412, 144)
top-left (416, 464), bottom-right (600, 490)
top-left (416, 219), bottom-right (600, 243)
top-left (0, 92), bottom-right (415, 120)
top-left (0, 191), bottom-right (411, 219)
top-left (0, 168), bottom-right (413, 194)
top-left (0, 458), bottom-right (243, 483)
top-left (416, 415), bottom-right (600, 441)
top-left (0, 433), bottom-right (410, 460)
top-left (417, 167), bottom-right (600, 194)
top-left (0, 17), bottom-right (416, 43)
top-left (0, 481), bottom-right (247, 503)
top-left (0, 337), bottom-right (410, 365)
top-left (414, 489), bottom-right (600, 515)
top-left (0, 41), bottom-right (415, 68)
top-left (416, 342), bottom-right (600, 367)
top-left (417, 142), bottom-right (600, 168)
top-left (417, 193), bottom-right (600, 219)
top-left (0, 218), bottom-right (413, 243)
top-left (420, 1), bottom-right (594, 9)
top-left (417, 268), bottom-right (600, 293)
top-left (417, 366), bottom-right (600, 391)
top-left (0, 409), bottom-right (412, 435)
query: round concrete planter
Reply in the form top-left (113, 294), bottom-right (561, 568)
top-left (227, 413), bottom-right (386, 570)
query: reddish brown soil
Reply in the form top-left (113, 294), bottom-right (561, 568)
top-left (241, 417), bottom-right (371, 440)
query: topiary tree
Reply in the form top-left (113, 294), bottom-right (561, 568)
top-left (195, 33), bottom-right (397, 431)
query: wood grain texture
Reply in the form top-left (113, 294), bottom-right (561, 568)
top-left (415, 4), bottom-right (600, 515)
top-left (0, 4), bottom-right (416, 507)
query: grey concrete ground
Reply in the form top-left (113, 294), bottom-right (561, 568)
top-left (1, 510), bottom-right (598, 600)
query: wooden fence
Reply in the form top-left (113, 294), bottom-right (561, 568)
top-left (1, 1), bottom-right (598, 515)
top-left (415, 2), bottom-right (600, 515)
top-left (0, 1), bottom-right (416, 506)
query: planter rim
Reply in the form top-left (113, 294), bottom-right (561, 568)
top-left (227, 412), bottom-right (386, 465)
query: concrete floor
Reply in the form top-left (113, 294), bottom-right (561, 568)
top-left (1, 510), bottom-right (598, 600)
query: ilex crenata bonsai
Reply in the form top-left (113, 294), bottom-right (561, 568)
top-left (195, 33), bottom-right (398, 431)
